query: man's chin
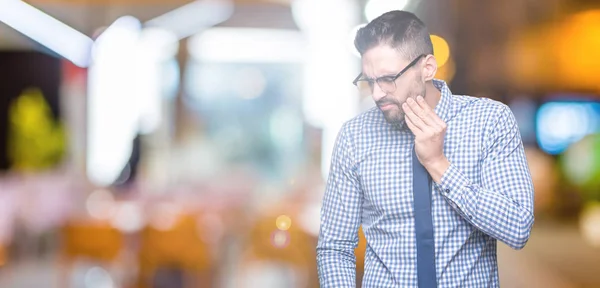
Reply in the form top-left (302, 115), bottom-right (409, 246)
top-left (382, 111), bottom-right (405, 125)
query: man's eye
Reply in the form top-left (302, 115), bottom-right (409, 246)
top-left (378, 77), bottom-right (395, 83)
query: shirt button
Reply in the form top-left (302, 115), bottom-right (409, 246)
top-left (445, 189), bottom-right (450, 193)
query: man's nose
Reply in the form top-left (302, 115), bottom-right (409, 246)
top-left (371, 83), bottom-right (386, 102)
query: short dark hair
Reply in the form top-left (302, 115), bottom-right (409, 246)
top-left (354, 10), bottom-right (433, 60)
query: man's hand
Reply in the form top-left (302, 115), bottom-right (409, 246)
top-left (402, 95), bottom-right (450, 183)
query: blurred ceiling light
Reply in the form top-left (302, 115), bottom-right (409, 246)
top-left (364, 0), bottom-right (409, 22)
top-left (137, 27), bottom-right (179, 61)
top-left (291, 0), bottom-right (360, 180)
top-left (134, 28), bottom-right (179, 135)
top-left (92, 15), bottom-right (142, 61)
top-left (145, 0), bottom-right (233, 40)
top-left (430, 35), bottom-right (450, 67)
top-left (87, 16), bottom-right (142, 187)
top-left (0, 0), bottom-right (93, 67)
top-left (188, 28), bottom-right (306, 63)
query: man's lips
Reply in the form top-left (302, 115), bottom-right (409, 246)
top-left (378, 103), bottom-right (396, 110)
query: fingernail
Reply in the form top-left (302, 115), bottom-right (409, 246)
top-left (407, 98), bottom-right (414, 104)
top-left (417, 96), bottom-right (424, 102)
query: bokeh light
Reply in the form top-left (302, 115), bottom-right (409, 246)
top-left (271, 230), bottom-right (290, 249)
top-left (561, 134), bottom-right (600, 201)
top-left (553, 10), bottom-right (600, 91)
top-left (435, 57), bottom-right (455, 83)
top-left (430, 35), bottom-right (450, 67)
top-left (536, 102), bottom-right (600, 155)
top-left (109, 201), bottom-right (144, 233)
top-left (148, 202), bottom-right (181, 231)
top-left (276, 215), bottom-right (292, 231)
top-left (86, 189), bottom-right (116, 220)
top-left (580, 202), bottom-right (600, 248)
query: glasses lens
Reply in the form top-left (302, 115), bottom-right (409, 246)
top-left (356, 80), bottom-right (373, 97)
top-left (376, 78), bottom-right (397, 94)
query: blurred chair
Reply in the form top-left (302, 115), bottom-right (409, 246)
top-left (237, 210), bottom-right (318, 288)
top-left (59, 220), bottom-right (124, 287)
top-left (136, 213), bottom-right (214, 288)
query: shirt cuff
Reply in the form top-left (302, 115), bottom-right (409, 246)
top-left (434, 163), bottom-right (475, 218)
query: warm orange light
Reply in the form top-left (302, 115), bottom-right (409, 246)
top-left (431, 35), bottom-right (450, 67)
top-left (276, 215), bottom-right (292, 231)
top-left (435, 57), bottom-right (455, 83)
top-left (505, 9), bottom-right (600, 92)
top-left (553, 10), bottom-right (600, 91)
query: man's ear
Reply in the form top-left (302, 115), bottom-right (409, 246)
top-left (422, 54), bottom-right (438, 81)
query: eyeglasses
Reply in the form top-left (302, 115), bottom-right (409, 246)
top-left (352, 54), bottom-right (426, 97)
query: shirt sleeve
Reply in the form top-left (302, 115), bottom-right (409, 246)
top-left (435, 105), bottom-right (535, 250)
top-left (317, 124), bottom-right (363, 287)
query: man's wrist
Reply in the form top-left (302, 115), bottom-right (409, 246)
top-left (424, 156), bottom-right (450, 183)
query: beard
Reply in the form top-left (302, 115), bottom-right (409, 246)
top-left (379, 103), bottom-right (405, 125)
top-left (377, 84), bottom-right (426, 126)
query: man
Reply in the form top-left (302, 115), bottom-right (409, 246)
top-left (316, 10), bottom-right (534, 288)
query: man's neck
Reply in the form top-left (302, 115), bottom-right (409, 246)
top-left (424, 81), bottom-right (442, 110)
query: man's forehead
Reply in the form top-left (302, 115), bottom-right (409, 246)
top-left (360, 45), bottom-right (411, 78)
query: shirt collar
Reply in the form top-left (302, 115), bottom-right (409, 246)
top-left (432, 79), bottom-right (454, 123)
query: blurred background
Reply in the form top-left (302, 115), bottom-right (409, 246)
top-left (0, 0), bottom-right (599, 287)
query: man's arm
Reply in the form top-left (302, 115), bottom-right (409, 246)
top-left (433, 105), bottom-right (535, 250)
top-left (317, 125), bottom-right (363, 288)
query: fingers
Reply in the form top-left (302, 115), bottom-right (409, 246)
top-left (415, 97), bottom-right (441, 127)
top-left (404, 113), bottom-right (418, 132)
top-left (417, 97), bottom-right (447, 129)
top-left (403, 96), bottom-right (447, 133)
top-left (406, 97), bottom-right (436, 127)
top-left (402, 102), bottom-right (425, 132)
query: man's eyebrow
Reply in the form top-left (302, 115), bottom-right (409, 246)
top-left (360, 73), bottom-right (397, 80)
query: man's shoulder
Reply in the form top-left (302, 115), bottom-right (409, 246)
top-left (340, 106), bottom-right (384, 135)
top-left (451, 94), bottom-right (512, 122)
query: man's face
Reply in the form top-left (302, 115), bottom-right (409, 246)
top-left (361, 45), bottom-right (426, 124)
